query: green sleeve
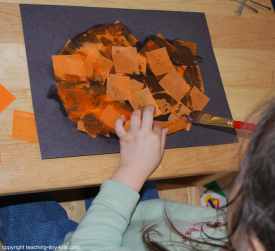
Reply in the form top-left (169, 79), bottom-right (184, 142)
top-left (59, 180), bottom-right (140, 251)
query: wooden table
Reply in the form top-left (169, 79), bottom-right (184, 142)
top-left (0, 0), bottom-right (274, 196)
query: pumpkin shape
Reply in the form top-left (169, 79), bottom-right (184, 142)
top-left (52, 21), bottom-right (209, 138)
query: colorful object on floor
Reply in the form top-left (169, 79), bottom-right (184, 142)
top-left (12, 110), bottom-right (38, 143)
top-left (0, 84), bottom-right (16, 113)
top-left (200, 181), bottom-right (227, 209)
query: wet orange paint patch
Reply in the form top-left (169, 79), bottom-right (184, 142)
top-left (12, 110), bottom-right (38, 143)
top-left (0, 84), bottom-right (16, 112)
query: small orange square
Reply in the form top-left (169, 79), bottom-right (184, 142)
top-left (12, 110), bottom-right (38, 143)
top-left (145, 47), bottom-right (174, 76)
top-left (0, 84), bottom-right (16, 112)
top-left (52, 54), bottom-right (88, 82)
top-left (190, 86), bottom-right (210, 111)
top-left (106, 74), bottom-right (143, 101)
top-left (112, 46), bottom-right (140, 74)
top-left (159, 71), bottom-right (190, 101)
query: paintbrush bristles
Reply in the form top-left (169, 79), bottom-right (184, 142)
top-left (190, 111), bottom-right (233, 128)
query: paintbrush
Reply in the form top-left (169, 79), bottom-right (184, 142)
top-left (231, 0), bottom-right (272, 15)
top-left (249, 0), bottom-right (272, 10)
top-left (188, 111), bottom-right (256, 132)
top-left (232, 0), bottom-right (258, 14)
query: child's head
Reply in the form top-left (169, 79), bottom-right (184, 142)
top-left (142, 100), bottom-right (275, 251)
top-left (228, 99), bottom-right (275, 251)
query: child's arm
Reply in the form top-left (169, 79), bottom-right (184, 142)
top-left (60, 179), bottom-right (140, 251)
top-left (59, 106), bottom-right (167, 251)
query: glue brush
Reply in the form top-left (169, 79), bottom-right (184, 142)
top-left (188, 111), bottom-right (257, 132)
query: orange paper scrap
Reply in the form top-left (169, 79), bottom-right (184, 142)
top-left (159, 71), bottom-right (191, 101)
top-left (145, 47), bottom-right (174, 76)
top-left (85, 52), bottom-right (113, 82)
top-left (190, 86), bottom-right (210, 111)
top-left (0, 84), bottom-right (16, 112)
top-left (107, 74), bottom-right (143, 101)
top-left (155, 117), bottom-right (192, 134)
top-left (128, 87), bottom-right (161, 115)
top-left (12, 110), bottom-right (38, 143)
top-left (52, 54), bottom-right (88, 82)
top-left (112, 46), bottom-right (140, 74)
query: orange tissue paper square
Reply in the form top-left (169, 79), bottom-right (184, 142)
top-left (12, 110), bottom-right (38, 143)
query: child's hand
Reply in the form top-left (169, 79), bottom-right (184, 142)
top-left (112, 106), bottom-right (168, 192)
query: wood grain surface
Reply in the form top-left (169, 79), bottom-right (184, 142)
top-left (0, 0), bottom-right (274, 195)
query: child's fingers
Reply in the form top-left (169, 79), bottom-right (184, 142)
top-left (161, 128), bottom-right (168, 153)
top-left (141, 106), bottom-right (155, 131)
top-left (130, 110), bottom-right (141, 132)
top-left (115, 117), bottom-right (127, 138)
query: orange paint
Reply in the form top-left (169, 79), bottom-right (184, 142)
top-left (12, 110), bottom-right (38, 143)
top-left (0, 84), bottom-right (16, 113)
top-left (57, 84), bottom-right (97, 122)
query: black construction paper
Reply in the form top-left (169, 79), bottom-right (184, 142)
top-left (20, 4), bottom-right (237, 159)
